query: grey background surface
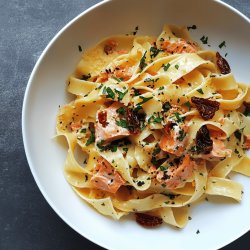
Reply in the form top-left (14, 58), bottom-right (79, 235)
top-left (0, 0), bottom-right (249, 249)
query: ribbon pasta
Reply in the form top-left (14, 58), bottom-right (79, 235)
top-left (56, 25), bottom-right (250, 228)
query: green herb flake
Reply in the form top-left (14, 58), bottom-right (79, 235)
top-left (115, 89), bottom-right (128, 101)
top-left (137, 96), bottom-right (153, 106)
top-left (139, 51), bottom-right (147, 71)
top-left (177, 129), bottom-right (186, 141)
top-left (163, 102), bottom-right (171, 112)
top-left (112, 77), bottom-right (123, 82)
top-left (80, 128), bottom-right (87, 133)
top-left (116, 107), bottom-right (126, 115)
top-left (175, 64), bottom-right (179, 70)
top-left (116, 119), bottom-right (128, 128)
top-left (163, 63), bottom-right (171, 72)
top-left (150, 46), bottom-right (161, 58)
top-left (159, 165), bottom-right (167, 171)
top-left (103, 87), bottom-right (115, 99)
top-left (200, 36), bottom-right (208, 44)
top-left (219, 41), bottom-right (226, 49)
top-left (196, 88), bottom-right (204, 94)
top-left (159, 86), bottom-right (164, 90)
top-left (184, 101), bottom-right (191, 110)
top-left (85, 133), bottom-right (95, 146)
top-left (174, 112), bottom-right (184, 123)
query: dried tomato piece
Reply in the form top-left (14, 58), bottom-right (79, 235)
top-left (125, 108), bottom-right (145, 134)
top-left (135, 213), bottom-right (163, 227)
top-left (216, 52), bottom-right (231, 75)
top-left (98, 111), bottom-right (107, 127)
top-left (191, 97), bottom-right (220, 120)
top-left (195, 125), bottom-right (213, 154)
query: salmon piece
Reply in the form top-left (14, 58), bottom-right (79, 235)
top-left (161, 39), bottom-right (197, 54)
top-left (117, 49), bottom-right (128, 54)
top-left (91, 158), bottom-right (125, 193)
top-left (95, 102), bottom-right (130, 143)
top-left (201, 137), bottom-right (232, 160)
top-left (243, 135), bottom-right (250, 150)
top-left (70, 121), bottom-right (82, 131)
top-left (113, 66), bottom-right (132, 81)
top-left (150, 155), bottom-right (194, 190)
top-left (159, 123), bottom-right (189, 156)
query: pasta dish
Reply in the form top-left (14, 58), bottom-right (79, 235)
top-left (56, 25), bottom-right (250, 228)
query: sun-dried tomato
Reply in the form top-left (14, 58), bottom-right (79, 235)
top-left (98, 111), bottom-right (107, 127)
top-left (195, 125), bottom-right (213, 154)
top-left (135, 213), bottom-right (163, 227)
top-left (216, 52), bottom-right (231, 75)
top-left (125, 108), bottom-right (145, 134)
top-left (191, 97), bottom-right (220, 120)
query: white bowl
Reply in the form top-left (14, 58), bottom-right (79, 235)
top-left (22, 0), bottom-right (250, 249)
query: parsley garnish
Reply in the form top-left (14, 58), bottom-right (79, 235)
top-left (116, 107), bottom-right (126, 115)
top-left (196, 88), bottom-right (204, 94)
top-left (200, 36), bottom-right (208, 44)
top-left (80, 128), bottom-right (87, 133)
top-left (150, 46), bottom-right (161, 58)
top-left (115, 89), bottom-right (128, 101)
top-left (112, 77), bottom-right (123, 82)
top-left (163, 102), bottom-right (171, 112)
top-left (103, 86), bottom-right (115, 99)
top-left (137, 96), bottom-right (153, 106)
top-left (219, 41), bottom-right (226, 49)
top-left (184, 101), bottom-right (191, 110)
top-left (85, 133), bottom-right (95, 146)
top-left (139, 51), bottom-right (147, 71)
top-left (174, 112), bottom-right (184, 123)
top-left (116, 119), bottom-right (128, 128)
top-left (159, 166), bottom-right (167, 171)
top-left (175, 64), bottom-right (179, 70)
top-left (177, 129), bottom-right (186, 141)
top-left (159, 86), bottom-right (164, 90)
top-left (163, 63), bottom-right (171, 72)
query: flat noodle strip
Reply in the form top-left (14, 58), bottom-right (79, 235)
top-left (56, 24), bottom-right (250, 228)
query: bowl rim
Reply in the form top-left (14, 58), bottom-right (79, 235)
top-left (22, 0), bottom-right (250, 249)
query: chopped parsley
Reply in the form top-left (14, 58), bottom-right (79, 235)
top-left (80, 128), bottom-right (87, 133)
top-left (115, 89), bottom-right (128, 101)
top-left (163, 63), bottom-right (171, 72)
top-left (184, 101), bottom-right (191, 110)
top-left (116, 119), bottom-right (128, 128)
top-left (112, 77), bottom-right (123, 82)
top-left (139, 51), bottom-right (147, 71)
top-left (144, 77), bottom-right (159, 83)
top-left (196, 88), bottom-right (204, 94)
top-left (103, 86), bottom-right (115, 99)
top-left (163, 102), bottom-right (171, 112)
top-left (85, 133), bottom-right (95, 146)
top-left (175, 64), bottom-right (179, 70)
top-left (150, 46), bottom-right (161, 58)
top-left (174, 112), bottom-right (184, 123)
top-left (116, 107), bottom-right (126, 115)
top-left (159, 86), bottom-right (164, 90)
top-left (219, 41), bottom-right (226, 49)
top-left (200, 36), bottom-right (208, 44)
top-left (177, 129), bottom-right (186, 141)
top-left (159, 165), bottom-right (167, 171)
top-left (137, 96), bottom-right (153, 106)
